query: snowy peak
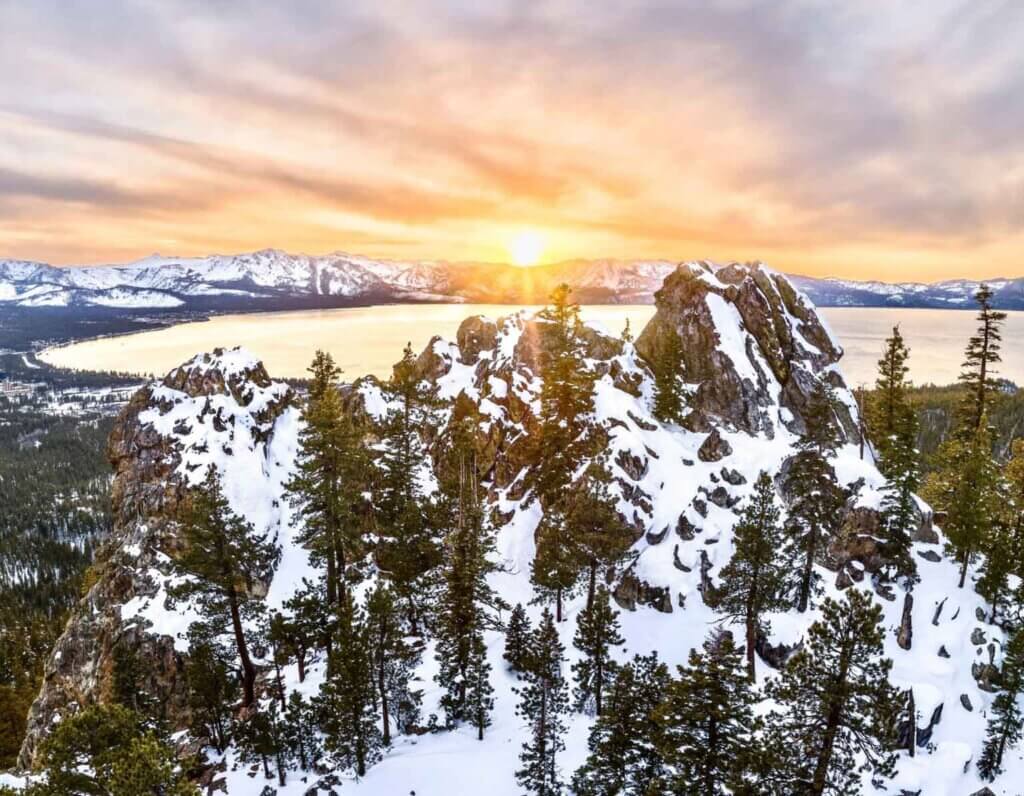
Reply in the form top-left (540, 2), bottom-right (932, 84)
top-left (2, 249), bottom-right (1020, 310)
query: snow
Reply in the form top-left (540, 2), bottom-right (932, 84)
top-left (12, 271), bottom-right (1022, 796)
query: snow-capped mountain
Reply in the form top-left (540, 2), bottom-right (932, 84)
top-left (0, 249), bottom-right (1019, 311)
top-left (8, 262), bottom-right (1014, 795)
top-left (790, 274), bottom-right (1024, 309)
top-left (1, 249), bottom-right (1019, 311)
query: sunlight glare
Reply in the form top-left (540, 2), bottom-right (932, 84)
top-left (508, 230), bottom-right (545, 266)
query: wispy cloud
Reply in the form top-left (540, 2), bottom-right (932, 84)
top-left (0, 0), bottom-right (1022, 279)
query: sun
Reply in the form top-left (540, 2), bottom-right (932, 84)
top-left (508, 229), bottom-right (545, 267)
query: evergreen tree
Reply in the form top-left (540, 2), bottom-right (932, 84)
top-left (764, 590), bottom-right (898, 795)
top-left (865, 325), bottom-right (912, 471)
top-left (978, 627), bottom-right (1024, 781)
top-left (572, 652), bottom-right (672, 796)
top-left (170, 468), bottom-right (279, 708)
top-left (713, 471), bottom-right (788, 680)
top-left (531, 505), bottom-right (581, 624)
top-left (568, 459), bottom-right (635, 613)
top-left (957, 284), bottom-right (1007, 435)
top-left (434, 422), bottom-right (501, 730)
top-left (286, 350), bottom-right (370, 608)
top-left (654, 630), bottom-right (757, 796)
top-left (183, 625), bottom-right (237, 754)
top-left (784, 381), bottom-right (846, 612)
top-left (366, 582), bottom-right (422, 745)
top-left (317, 593), bottom-right (382, 777)
top-left (466, 631), bottom-right (495, 740)
top-left (236, 699), bottom-right (291, 786)
top-left (652, 324), bottom-right (686, 424)
top-left (374, 343), bottom-right (440, 634)
top-left (877, 403), bottom-right (921, 584)
top-left (516, 608), bottom-right (570, 796)
top-left (1003, 441), bottom-right (1024, 618)
top-left (620, 318), bottom-right (634, 344)
top-left (528, 285), bottom-right (597, 622)
top-left (19, 704), bottom-right (195, 796)
top-left (924, 418), bottom-right (1001, 588)
top-left (572, 586), bottom-right (624, 715)
top-left (282, 691), bottom-right (321, 773)
top-left (110, 641), bottom-right (161, 725)
top-left (505, 603), bottom-right (534, 674)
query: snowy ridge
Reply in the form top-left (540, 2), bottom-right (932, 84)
top-left (1, 248), bottom-right (1020, 310)
top-left (12, 266), bottom-right (1019, 794)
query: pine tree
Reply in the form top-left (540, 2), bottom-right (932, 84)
top-left (568, 459), bottom-right (635, 613)
top-left (532, 504), bottom-right (581, 624)
top-left (21, 704), bottom-right (196, 796)
top-left (1003, 441), bottom-right (1024, 617)
top-left (652, 324), bottom-right (686, 424)
top-left (865, 325), bottom-right (911, 470)
top-left (784, 381), bottom-right (846, 612)
top-left (183, 625), bottom-right (237, 754)
top-left (286, 350), bottom-right (370, 608)
top-left (434, 424), bottom-right (501, 730)
top-left (366, 582), bottom-right (422, 745)
top-left (282, 691), bottom-right (321, 773)
top-left (374, 343), bottom-right (441, 634)
top-left (317, 593), bottom-right (382, 777)
top-left (654, 630), bottom-right (757, 796)
top-left (528, 285), bottom-right (597, 621)
top-left (764, 590), bottom-right (898, 795)
top-left (924, 418), bottom-right (1001, 588)
top-left (111, 641), bottom-right (161, 725)
top-left (957, 284), bottom-right (1007, 435)
top-left (978, 627), bottom-right (1024, 781)
top-left (516, 608), bottom-right (570, 796)
top-left (620, 318), bottom-right (634, 344)
top-left (713, 471), bottom-right (788, 680)
top-left (572, 652), bottom-right (672, 796)
top-left (467, 632), bottom-right (495, 740)
top-left (170, 468), bottom-right (279, 707)
top-left (505, 603), bottom-right (534, 674)
top-left (877, 402), bottom-right (921, 585)
top-left (236, 699), bottom-right (291, 786)
top-left (572, 586), bottom-right (624, 715)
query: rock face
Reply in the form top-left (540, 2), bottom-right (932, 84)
top-left (18, 349), bottom-right (294, 767)
top-left (635, 262), bottom-right (855, 439)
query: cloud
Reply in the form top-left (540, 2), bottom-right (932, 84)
top-left (0, 0), bottom-right (1022, 279)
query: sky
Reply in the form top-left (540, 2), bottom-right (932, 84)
top-left (0, 1), bottom-right (1022, 281)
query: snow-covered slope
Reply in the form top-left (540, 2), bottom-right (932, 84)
top-left (11, 263), bottom-right (1018, 794)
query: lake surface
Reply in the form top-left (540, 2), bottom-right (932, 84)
top-left (41, 304), bottom-right (1024, 388)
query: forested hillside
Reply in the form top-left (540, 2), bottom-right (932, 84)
top-left (0, 399), bottom-right (113, 767)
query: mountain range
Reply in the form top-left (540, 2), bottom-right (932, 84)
top-left (0, 249), bottom-right (1021, 310)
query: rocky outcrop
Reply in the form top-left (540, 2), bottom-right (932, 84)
top-left (635, 262), bottom-right (855, 439)
top-left (18, 349), bottom-right (294, 768)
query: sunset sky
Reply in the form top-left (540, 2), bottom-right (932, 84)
top-left (1, 1), bottom-right (1022, 280)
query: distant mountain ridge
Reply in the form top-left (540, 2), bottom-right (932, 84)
top-left (1, 249), bottom-right (1020, 310)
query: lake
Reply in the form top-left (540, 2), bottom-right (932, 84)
top-left (40, 304), bottom-right (1024, 388)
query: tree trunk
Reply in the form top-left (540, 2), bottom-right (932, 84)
top-left (587, 562), bottom-right (597, 613)
top-left (809, 649), bottom-right (852, 795)
top-left (556, 587), bottom-right (563, 623)
top-left (958, 549), bottom-right (970, 589)
top-left (745, 570), bottom-right (759, 681)
top-left (703, 715), bottom-right (718, 796)
top-left (228, 588), bottom-right (257, 707)
top-left (798, 541), bottom-right (816, 613)
top-left (377, 637), bottom-right (391, 745)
